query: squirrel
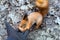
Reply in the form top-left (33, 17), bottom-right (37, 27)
top-left (18, 0), bottom-right (49, 32)
top-left (18, 12), bottom-right (43, 32)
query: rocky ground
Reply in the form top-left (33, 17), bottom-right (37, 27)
top-left (0, 0), bottom-right (60, 40)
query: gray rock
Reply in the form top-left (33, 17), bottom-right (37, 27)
top-left (0, 5), bottom-right (6, 11)
top-left (20, 5), bottom-right (29, 10)
top-left (0, 29), bottom-right (7, 36)
top-left (54, 16), bottom-right (60, 25)
top-left (8, 10), bottom-right (23, 24)
top-left (47, 37), bottom-right (54, 40)
top-left (0, 0), bottom-right (60, 40)
top-left (0, 36), bottom-right (3, 40)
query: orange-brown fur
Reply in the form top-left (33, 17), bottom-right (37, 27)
top-left (35, 0), bottom-right (49, 16)
top-left (18, 0), bottom-right (49, 32)
top-left (18, 12), bottom-right (43, 32)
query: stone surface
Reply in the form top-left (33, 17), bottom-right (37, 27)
top-left (0, 0), bottom-right (60, 40)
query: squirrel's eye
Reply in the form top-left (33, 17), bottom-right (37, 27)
top-left (20, 26), bottom-right (22, 27)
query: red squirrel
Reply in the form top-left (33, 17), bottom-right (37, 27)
top-left (18, 0), bottom-right (49, 32)
top-left (18, 12), bottom-right (43, 32)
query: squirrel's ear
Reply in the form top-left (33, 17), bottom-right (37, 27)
top-left (23, 14), bottom-right (28, 20)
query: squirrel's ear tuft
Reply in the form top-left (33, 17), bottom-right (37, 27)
top-left (23, 14), bottom-right (28, 20)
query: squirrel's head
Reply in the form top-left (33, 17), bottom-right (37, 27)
top-left (18, 14), bottom-right (28, 28)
